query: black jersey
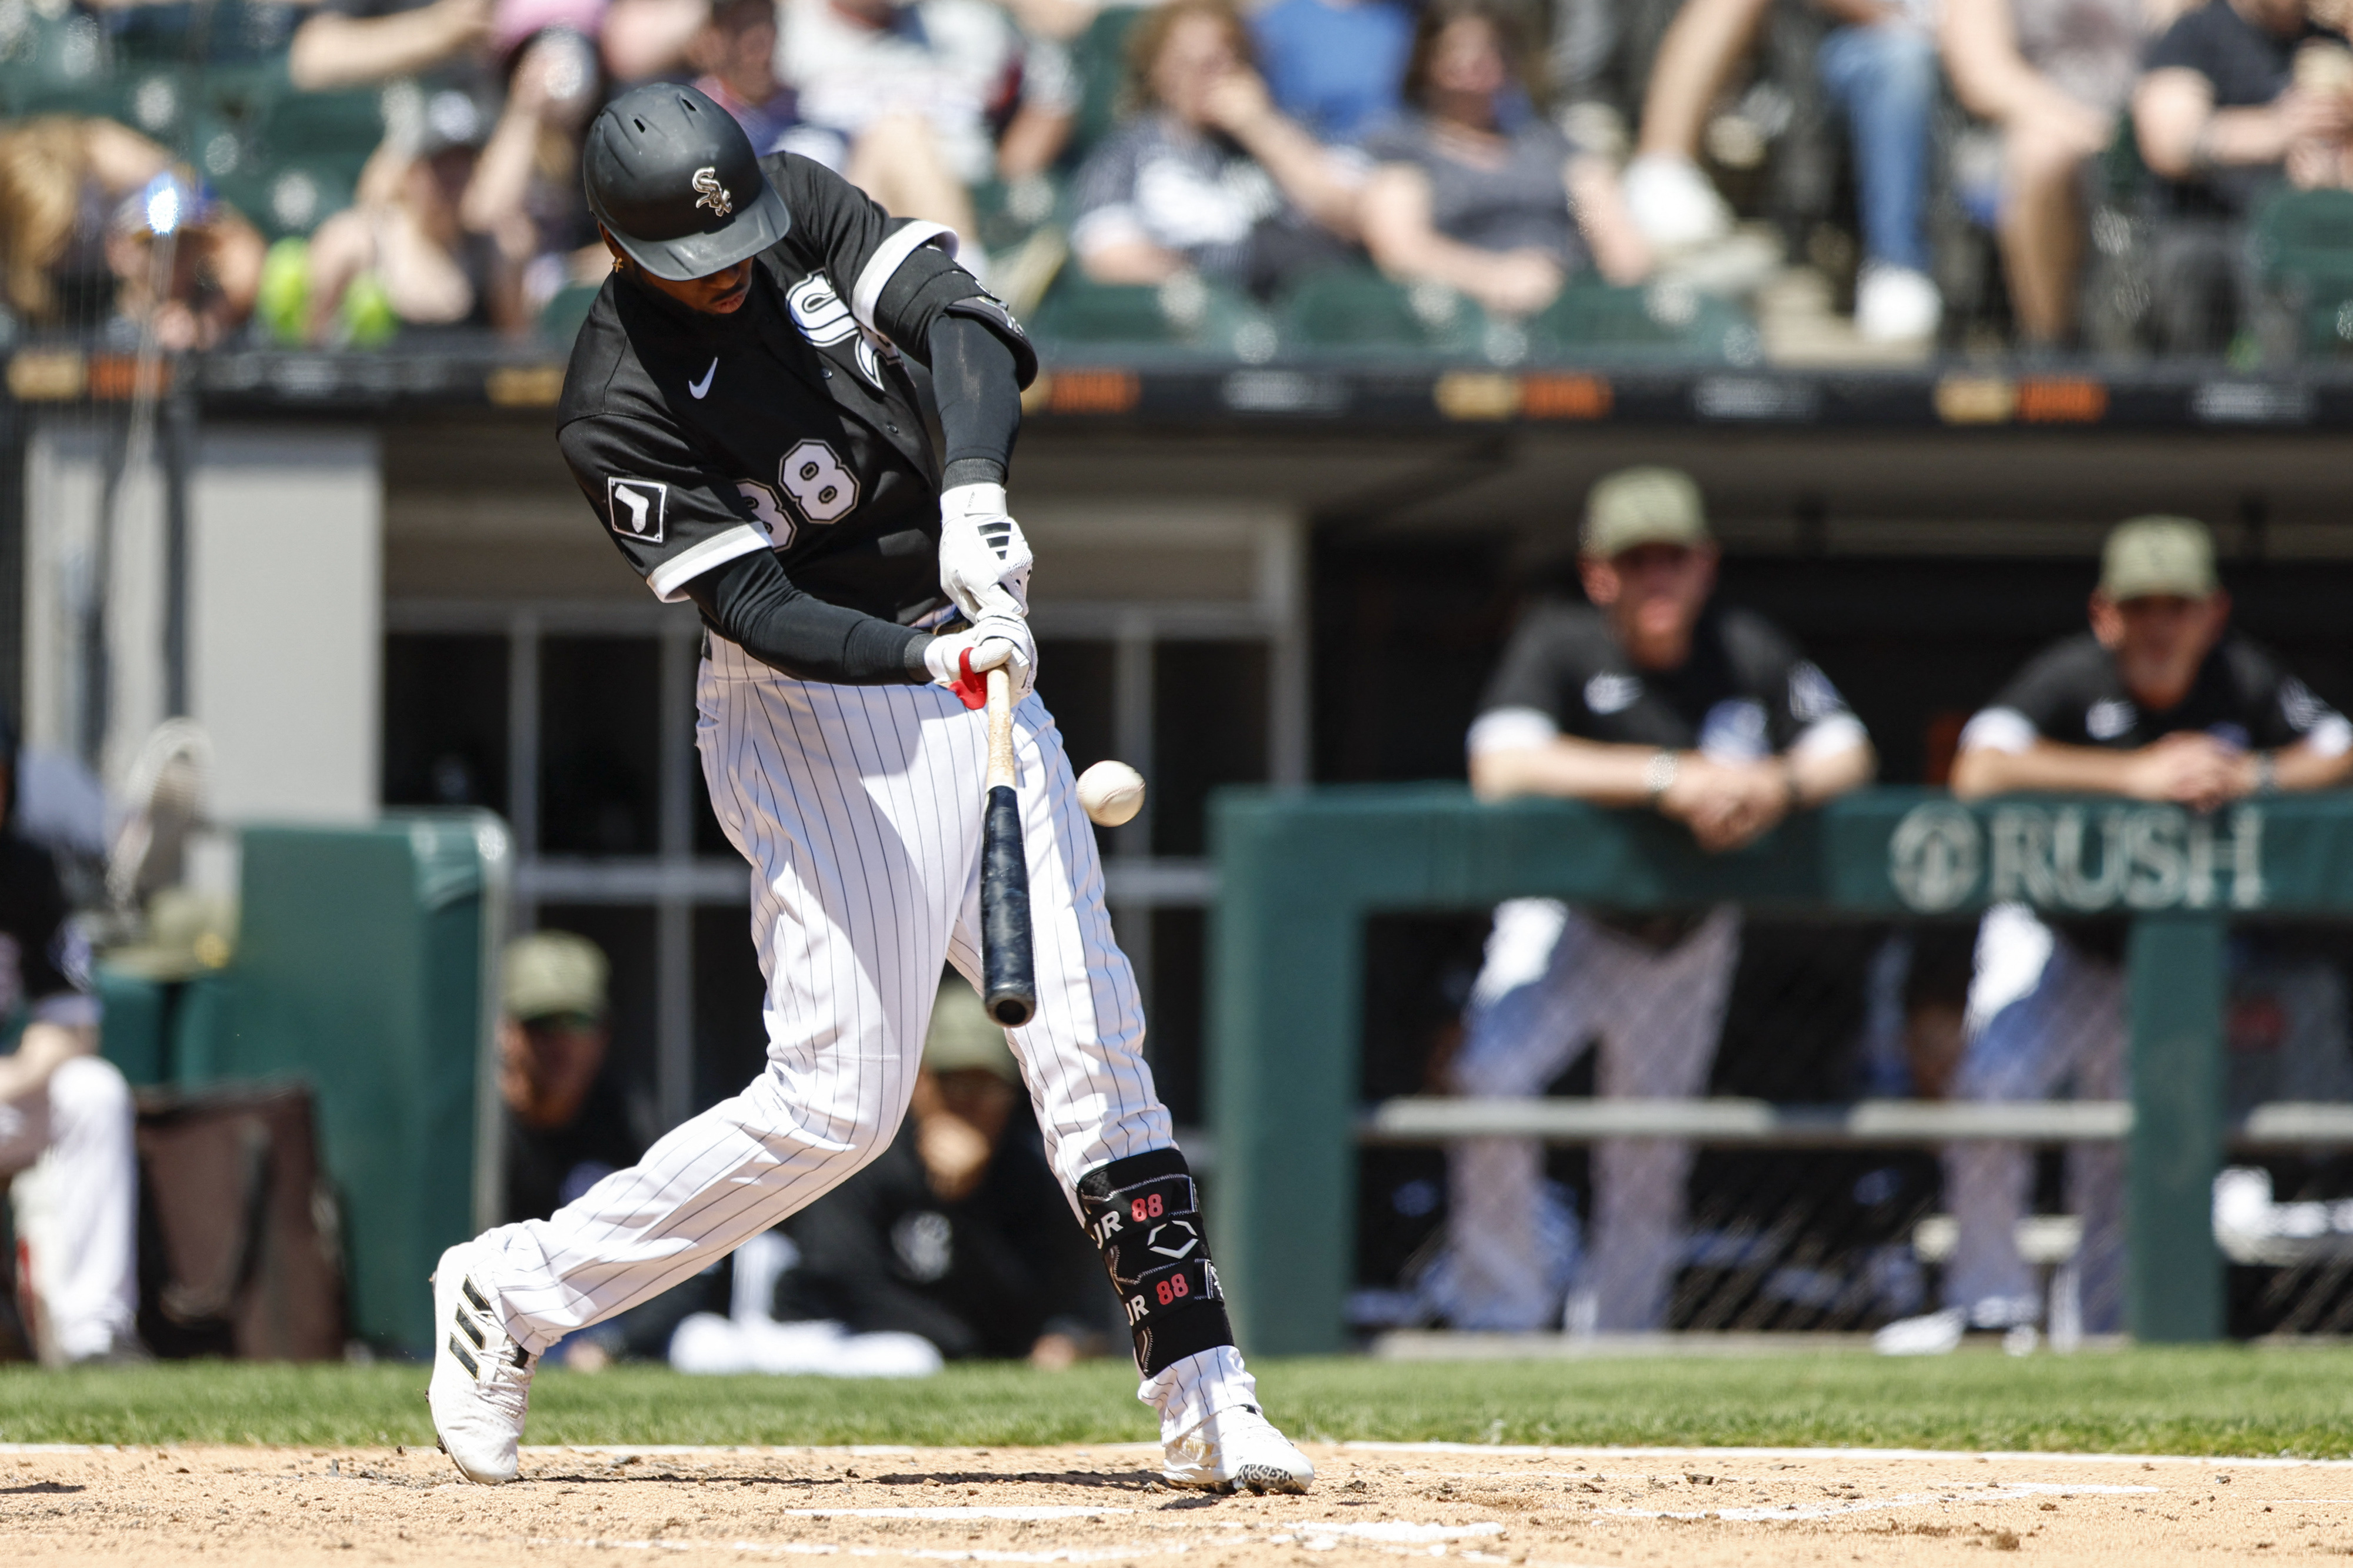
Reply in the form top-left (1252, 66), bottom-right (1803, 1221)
top-left (557, 153), bottom-right (1032, 625)
top-left (1972, 631), bottom-right (2345, 753)
top-left (0, 833), bottom-right (92, 1026)
top-left (1474, 601), bottom-right (1860, 759)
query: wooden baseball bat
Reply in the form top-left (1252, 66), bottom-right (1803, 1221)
top-left (979, 666), bottom-right (1036, 1027)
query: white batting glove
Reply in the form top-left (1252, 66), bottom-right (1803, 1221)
top-left (924, 613), bottom-right (1038, 709)
top-left (938, 483), bottom-right (1033, 621)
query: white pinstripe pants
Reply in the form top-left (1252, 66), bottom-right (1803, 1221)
top-left (1439, 902), bottom-right (1741, 1333)
top-left (478, 639), bottom-right (1253, 1435)
top-left (1942, 905), bottom-right (2127, 1333)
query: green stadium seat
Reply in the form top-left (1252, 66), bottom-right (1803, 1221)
top-left (538, 280), bottom-right (604, 349)
top-left (1277, 268), bottom-right (1487, 355)
top-left (259, 84), bottom-right (384, 174)
top-left (1028, 273), bottom-right (1278, 359)
top-left (2250, 188), bottom-right (2353, 357)
top-left (1525, 281), bottom-right (1759, 363)
top-left (0, 8), bottom-right (121, 118)
top-left (1064, 6), bottom-right (1142, 168)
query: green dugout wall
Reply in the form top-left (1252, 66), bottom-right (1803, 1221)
top-left (1208, 786), bottom-right (2353, 1355)
top-left (99, 811), bottom-right (511, 1355)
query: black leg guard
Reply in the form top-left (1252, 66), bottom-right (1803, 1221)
top-left (1076, 1148), bottom-right (1235, 1377)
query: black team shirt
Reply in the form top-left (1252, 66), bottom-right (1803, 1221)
top-left (1968, 631), bottom-right (2345, 755)
top-left (557, 152), bottom-right (1034, 662)
top-left (1474, 601), bottom-right (1860, 758)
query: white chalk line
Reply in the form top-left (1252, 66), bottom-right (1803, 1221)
top-left (16, 1440), bottom-right (2352, 1468)
top-left (1604, 1481), bottom-right (2158, 1523)
top-left (1338, 1441), bottom-right (2353, 1469)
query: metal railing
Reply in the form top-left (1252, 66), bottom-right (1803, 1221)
top-left (1207, 785), bottom-right (2353, 1353)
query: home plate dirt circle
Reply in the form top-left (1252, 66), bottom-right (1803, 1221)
top-left (8, 1440), bottom-right (2353, 1565)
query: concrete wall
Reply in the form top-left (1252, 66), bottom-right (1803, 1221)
top-left (21, 421), bottom-right (168, 790)
top-left (189, 428), bottom-right (382, 824)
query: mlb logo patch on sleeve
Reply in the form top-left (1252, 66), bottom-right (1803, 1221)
top-left (608, 478), bottom-right (668, 543)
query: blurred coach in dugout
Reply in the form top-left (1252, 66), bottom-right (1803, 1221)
top-left (499, 932), bottom-right (650, 1230)
top-left (1898, 516), bottom-right (2353, 1347)
top-left (771, 980), bottom-right (1112, 1366)
top-left (1438, 468), bottom-right (1875, 1335)
top-left (0, 717), bottom-right (138, 1365)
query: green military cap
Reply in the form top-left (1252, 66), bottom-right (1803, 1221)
top-left (924, 978), bottom-right (1022, 1084)
top-left (2100, 515), bottom-right (2217, 602)
top-left (1582, 466), bottom-right (1711, 559)
top-left (502, 930), bottom-right (609, 1022)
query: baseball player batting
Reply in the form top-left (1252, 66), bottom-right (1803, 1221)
top-left (425, 83), bottom-right (1312, 1496)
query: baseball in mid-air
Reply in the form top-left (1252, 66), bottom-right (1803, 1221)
top-left (1076, 760), bottom-right (1146, 827)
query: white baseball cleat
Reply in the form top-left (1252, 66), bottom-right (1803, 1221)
top-left (427, 1242), bottom-right (535, 1484)
top-left (1162, 1404), bottom-right (1314, 1494)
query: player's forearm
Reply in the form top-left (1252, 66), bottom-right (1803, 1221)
top-left (1950, 740), bottom-right (2139, 799)
top-left (1788, 738), bottom-right (1875, 806)
top-left (926, 316), bottom-right (1021, 490)
top-left (0, 1021), bottom-right (94, 1105)
top-left (683, 551), bottom-right (931, 685)
top-left (1469, 739), bottom-right (1671, 805)
top-left (2268, 739), bottom-right (2353, 793)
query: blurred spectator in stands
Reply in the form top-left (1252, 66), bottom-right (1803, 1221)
top-left (779, 0), bottom-right (1076, 265)
top-left (0, 118), bottom-right (261, 347)
top-left (1618, 0), bottom-right (1942, 341)
top-left (102, 174), bottom-right (266, 351)
top-left (289, 0), bottom-right (500, 90)
top-left (1358, 0), bottom-right (1650, 317)
top-left (2133, 0), bottom-right (2352, 352)
top-left (1908, 516), bottom-right (2353, 1350)
top-left (0, 709), bottom-right (138, 1365)
top-left (1069, 0), bottom-right (1362, 293)
top-left (1435, 468), bottom-right (1874, 1335)
top-left (287, 86), bottom-right (522, 341)
top-left (1252, 0), bottom-right (1417, 144)
top-left (600, 0), bottom-right (707, 79)
top-left (768, 979), bottom-right (1110, 1365)
top-left (466, 23), bottom-right (612, 329)
top-left (1941, 0), bottom-right (2151, 351)
top-left (687, 0), bottom-right (823, 156)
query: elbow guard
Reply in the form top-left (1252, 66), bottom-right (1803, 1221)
top-left (881, 246), bottom-right (1040, 389)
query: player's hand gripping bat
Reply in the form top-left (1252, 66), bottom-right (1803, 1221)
top-left (981, 666), bottom-right (1036, 1026)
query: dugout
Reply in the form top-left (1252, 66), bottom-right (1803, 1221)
top-left (11, 348), bottom-right (2353, 1345)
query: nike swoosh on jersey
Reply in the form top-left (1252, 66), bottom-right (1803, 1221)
top-left (689, 358), bottom-right (718, 399)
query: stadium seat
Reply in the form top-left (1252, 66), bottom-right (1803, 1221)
top-left (1277, 269), bottom-right (1488, 356)
top-left (1028, 273), bottom-right (1279, 359)
top-left (1524, 282), bottom-right (1760, 364)
top-left (0, 6), bottom-right (121, 118)
top-left (1062, 6), bottom-right (1142, 169)
top-left (2250, 188), bottom-right (2353, 358)
top-left (538, 281), bottom-right (604, 349)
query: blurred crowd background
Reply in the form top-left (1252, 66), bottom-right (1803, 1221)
top-left (12, 0), bottom-right (2353, 364)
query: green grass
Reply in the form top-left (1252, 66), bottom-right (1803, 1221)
top-left (5, 1349), bottom-right (2353, 1456)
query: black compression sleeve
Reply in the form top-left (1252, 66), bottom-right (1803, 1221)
top-left (928, 315), bottom-right (1022, 490)
top-left (682, 551), bottom-right (932, 685)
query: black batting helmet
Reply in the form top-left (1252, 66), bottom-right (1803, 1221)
top-left (584, 84), bottom-right (790, 281)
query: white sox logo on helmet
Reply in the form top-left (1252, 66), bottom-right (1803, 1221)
top-left (692, 166), bottom-right (732, 217)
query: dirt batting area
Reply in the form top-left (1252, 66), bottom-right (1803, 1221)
top-left (8, 1439), bottom-right (2353, 1566)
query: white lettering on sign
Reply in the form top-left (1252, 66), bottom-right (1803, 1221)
top-left (1889, 802), bottom-right (2265, 915)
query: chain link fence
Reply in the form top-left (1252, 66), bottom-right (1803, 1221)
top-left (1348, 910), bottom-right (2353, 1343)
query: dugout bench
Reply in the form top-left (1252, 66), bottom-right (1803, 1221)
top-left (1207, 786), bottom-right (2353, 1353)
